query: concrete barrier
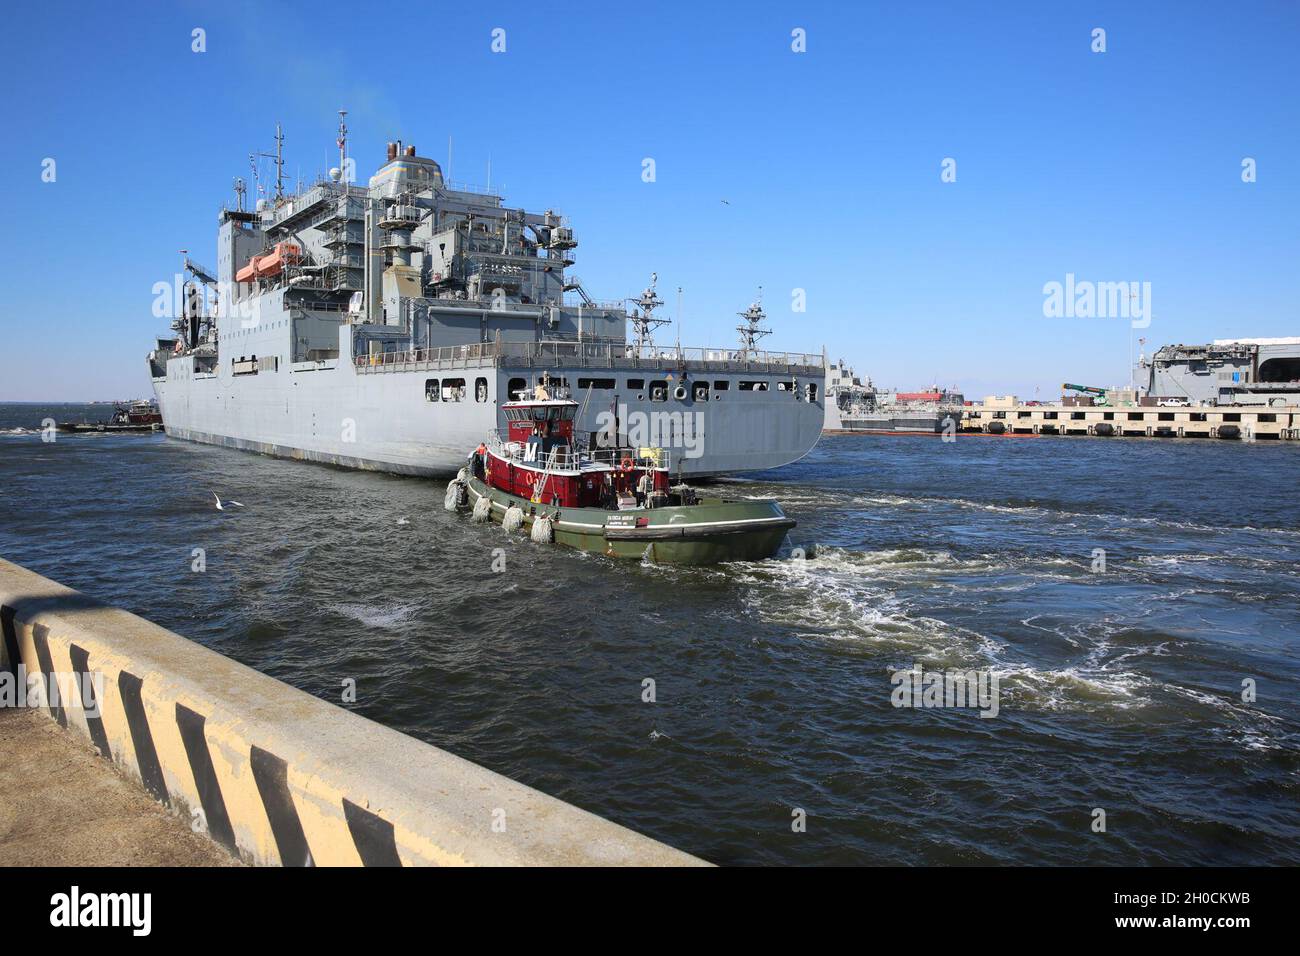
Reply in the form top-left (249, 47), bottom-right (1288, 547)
top-left (0, 558), bottom-right (704, 866)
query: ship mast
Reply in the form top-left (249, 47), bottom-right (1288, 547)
top-left (627, 272), bottom-right (671, 354)
top-left (258, 123), bottom-right (286, 202)
top-left (336, 110), bottom-right (348, 180)
top-left (736, 286), bottom-right (771, 357)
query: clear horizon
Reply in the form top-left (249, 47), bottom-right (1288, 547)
top-left (1, 0), bottom-right (1296, 401)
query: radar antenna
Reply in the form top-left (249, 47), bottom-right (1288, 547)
top-left (258, 123), bottom-right (286, 202)
top-left (736, 286), bottom-right (771, 356)
top-left (336, 110), bottom-right (348, 180)
top-left (627, 272), bottom-right (672, 354)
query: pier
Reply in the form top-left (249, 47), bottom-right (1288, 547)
top-left (0, 558), bottom-right (704, 867)
top-left (961, 400), bottom-right (1300, 440)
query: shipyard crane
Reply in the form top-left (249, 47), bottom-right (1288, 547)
top-left (1062, 383), bottom-right (1110, 405)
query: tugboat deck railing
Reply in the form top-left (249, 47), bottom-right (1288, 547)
top-left (485, 433), bottom-right (671, 474)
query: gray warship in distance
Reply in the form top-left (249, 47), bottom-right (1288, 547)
top-left (823, 360), bottom-right (963, 434)
top-left (1142, 338), bottom-right (1300, 406)
top-left (148, 119), bottom-right (825, 477)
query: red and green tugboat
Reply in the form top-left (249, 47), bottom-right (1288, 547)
top-left (446, 393), bottom-right (795, 565)
top-left (56, 401), bottom-right (163, 433)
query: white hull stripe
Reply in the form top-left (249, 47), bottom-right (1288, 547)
top-left (468, 486), bottom-right (788, 532)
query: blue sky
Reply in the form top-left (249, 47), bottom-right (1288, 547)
top-left (1, 0), bottom-right (1296, 400)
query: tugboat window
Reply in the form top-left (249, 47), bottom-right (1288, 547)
top-left (425, 379), bottom-right (440, 401)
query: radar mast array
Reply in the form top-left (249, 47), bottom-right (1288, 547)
top-left (627, 272), bottom-right (672, 354)
top-left (736, 286), bottom-right (771, 356)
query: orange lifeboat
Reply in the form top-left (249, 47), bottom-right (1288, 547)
top-left (235, 242), bottom-right (301, 282)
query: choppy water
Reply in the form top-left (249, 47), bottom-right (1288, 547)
top-left (2, 403), bottom-right (1297, 865)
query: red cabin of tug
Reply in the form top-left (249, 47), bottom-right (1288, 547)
top-left (476, 397), bottom-right (670, 509)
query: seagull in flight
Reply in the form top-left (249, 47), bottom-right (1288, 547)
top-left (212, 492), bottom-right (244, 511)
top-left (720, 199), bottom-right (730, 205)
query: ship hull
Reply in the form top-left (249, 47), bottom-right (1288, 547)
top-left (152, 351), bottom-right (824, 478)
top-left (838, 410), bottom-right (959, 434)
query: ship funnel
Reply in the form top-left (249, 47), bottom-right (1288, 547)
top-left (386, 142), bottom-right (398, 161)
top-left (405, 145), bottom-right (416, 157)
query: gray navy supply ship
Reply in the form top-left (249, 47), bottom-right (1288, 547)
top-left (823, 360), bottom-right (963, 434)
top-left (148, 120), bottom-right (825, 477)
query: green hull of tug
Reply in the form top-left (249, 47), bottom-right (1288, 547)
top-left (462, 475), bottom-right (794, 565)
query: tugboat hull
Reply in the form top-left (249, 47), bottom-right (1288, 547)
top-left (463, 475), bottom-right (794, 565)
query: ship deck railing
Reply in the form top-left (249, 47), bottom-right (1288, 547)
top-left (355, 340), bottom-right (824, 374)
top-left (483, 432), bottom-right (671, 474)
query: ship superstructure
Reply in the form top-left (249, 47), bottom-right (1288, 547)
top-left (149, 126), bottom-right (825, 477)
top-left (1142, 338), bottom-right (1300, 406)
top-left (822, 360), bottom-right (963, 434)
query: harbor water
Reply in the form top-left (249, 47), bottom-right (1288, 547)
top-left (2, 403), bottom-right (1297, 865)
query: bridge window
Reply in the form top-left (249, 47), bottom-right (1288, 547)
top-left (1223, 413), bottom-right (1241, 422)
top-left (1127, 412), bottom-right (1145, 421)
top-left (1158, 412), bottom-right (1175, 421)
top-left (425, 379), bottom-right (440, 401)
top-left (1259, 413), bottom-right (1277, 423)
